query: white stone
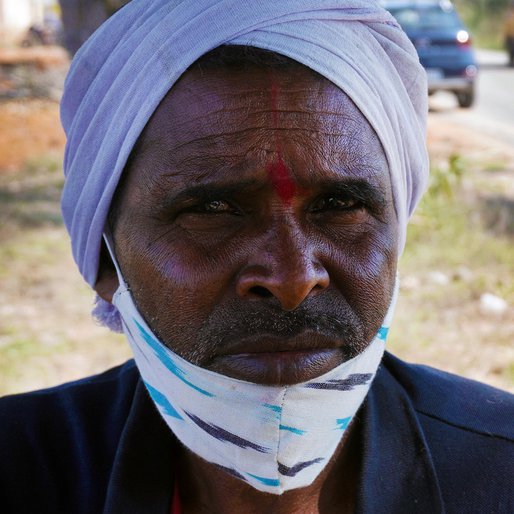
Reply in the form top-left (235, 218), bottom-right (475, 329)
top-left (427, 271), bottom-right (450, 286)
top-left (479, 293), bottom-right (509, 316)
top-left (400, 275), bottom-right (420, 291)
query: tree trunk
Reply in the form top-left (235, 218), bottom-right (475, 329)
top-left (58, 0), bottom-right (130, 55)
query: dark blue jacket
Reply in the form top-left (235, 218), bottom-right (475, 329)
top-left (1, 353), bottom-right (513, 513)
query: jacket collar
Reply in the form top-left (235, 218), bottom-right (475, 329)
top-left (356, 357), bottom-right (445, 514)
top-left (103, 381), bottom-right (175, 514)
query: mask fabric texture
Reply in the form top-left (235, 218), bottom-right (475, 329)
top-left (107, 240), bottom-right (398, 494)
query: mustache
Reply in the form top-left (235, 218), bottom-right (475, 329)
top-left (193, 299), bottom-right (366, 361)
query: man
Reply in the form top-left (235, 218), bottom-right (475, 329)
top-left (1, 1), bottom-right (513, 513)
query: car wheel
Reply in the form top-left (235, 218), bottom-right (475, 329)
top-left (456, 88), bottom-right (474, 108)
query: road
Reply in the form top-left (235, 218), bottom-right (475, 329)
top-left (428, 49), bottom-right (514, 147)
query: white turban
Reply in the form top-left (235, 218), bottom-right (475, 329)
top-left (61, 0), bottom-right (428, 288)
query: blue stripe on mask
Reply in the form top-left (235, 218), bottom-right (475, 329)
top-left (263, 403), bottom-right (282, 413)
top-left (246, 473), bottom-right (280, 487)
top-left (135, 319), bottom-right (214, 397)
top-left (336, 416), bottom-right (352, 430)
top-left (279, 425), bottom-right (306, 435)
top-left (144, 381), bottom-right (183, 420)
top-left (377, 327), bottom-right (389, 341)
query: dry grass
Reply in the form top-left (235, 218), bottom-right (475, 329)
top-left (389, 116), bottom-right (514, 391)
top-left (0, 98), bottom-right (513, 395)
top-left (0, 99), bottom-right (131, 395)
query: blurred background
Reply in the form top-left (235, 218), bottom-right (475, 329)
top-left (0, 0), bottom-right (513, 395)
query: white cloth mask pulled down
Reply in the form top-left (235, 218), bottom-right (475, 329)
top-left (106, 237), bottom-right (398, 494)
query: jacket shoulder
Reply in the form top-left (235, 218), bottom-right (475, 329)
top-left (382, 352), bottom-right (514, 513)
top-left (382, 351), bottom-right (514, 441)
top-left (0, 359), bottom-right (139, 430)
top-left (0, 360), bottom-right (140, 513)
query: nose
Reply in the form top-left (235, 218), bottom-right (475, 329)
top-left (236, 224), bottom-right (330, 311)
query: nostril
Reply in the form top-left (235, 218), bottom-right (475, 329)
top-left (249, 286), bottom-right (273, 298)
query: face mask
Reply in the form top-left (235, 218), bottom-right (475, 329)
top-left (105, 236), bottom-right (398, 494)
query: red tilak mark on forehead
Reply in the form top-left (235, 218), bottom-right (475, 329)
top-left (266, 156), bottom-right (296, 205)
top-left (266, 80), bottom-right (296, 205)
top-left (270, 80), bottom-right (280, 129)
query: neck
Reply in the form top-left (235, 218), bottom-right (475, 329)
top-left (177, 417), bottom-right (362, 514)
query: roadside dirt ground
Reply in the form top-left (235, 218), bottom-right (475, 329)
top-left (428, 111), bottom-right (514, 197)
top-left (0, 99), bottom-right (65, 172)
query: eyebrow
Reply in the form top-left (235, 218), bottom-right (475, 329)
top-left (318, 178), bottom-right (387, 209)
top-left (155, 179), bottom-right (264, 210)
top-left (155, 176), bottom-right (387, 211)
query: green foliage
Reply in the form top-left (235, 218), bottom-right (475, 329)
top-left (455, 0), bottom-right (510, 14)
top-left (426, 153), bottom-right (464, 201)
top-left (410, 153), bottom-right (466, 235)
top-left (454, 0), bottom-right (511, 48)
top-left (404, 154), bottom-right (514, 301)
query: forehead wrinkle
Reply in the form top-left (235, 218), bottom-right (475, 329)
top-left (157, 105), bottom-right (252, 135)
top-left (179, 81), bottom-right (327, 105)
top-left (136, 121), bottom-right (371, 167)
top-left (139, 83), bottom-right (371, 162)
top-left (165, 77), bottom-right (356, 132)
top-left (165, 108), bottom-right (356, 148)
top-left (130, 69), bottom-right (388, 193)
top-left (166, 126), bottom-right (272, 155)
top-left (285, 116), bottom-right (380, 162)
top-left (162, 107), bottom-right (362, 136)
top-left (170, 127), bottom-right (370, 159)
top-left (131, 121), bottom-right (384, 187)
top-left (165, 87), bottom-right (266, 125)
top-left (164, 153), bottom-right (259, 184)
top-left (327, 142), bottom-right (388, 185)
top-left (287, 128), bottom-right (388, 188)
top-left (156, 138), bottom-right (273, 189)
top-left (168, 107), bottom-right (372, 153)
top-left (159, 124), bottom-right (386, 188)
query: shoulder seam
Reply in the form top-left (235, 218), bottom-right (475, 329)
top-left (416, 409), bottom-right (514, 444)
top-left (17, 361), bottom-right (137, 398)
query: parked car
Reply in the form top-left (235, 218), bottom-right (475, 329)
top-left (382, 1), bottom-right (478, 108)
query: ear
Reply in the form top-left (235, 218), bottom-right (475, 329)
top-left (93, 240), bottom-right (120, 303)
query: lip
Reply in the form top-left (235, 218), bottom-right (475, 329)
top-left (208, 332), bottom-right (346, 385)
top-left (217, 331), bottom-right (343, 356)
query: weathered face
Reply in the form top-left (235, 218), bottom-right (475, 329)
top-left (108, 63), bottom-right (398, 385)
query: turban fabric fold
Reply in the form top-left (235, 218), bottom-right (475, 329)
top-left (61, 0), bottom-right (428, 287)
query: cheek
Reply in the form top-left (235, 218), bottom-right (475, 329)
top-left (327, 219), bottom-right (398, 323)
top-left (115, 222), bottom-right (242, 330)
top-left (355, 226), bottom-right (398, 279)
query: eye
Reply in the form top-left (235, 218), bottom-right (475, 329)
top-left (201, 200), bottom-right (233, 213)
top-left (173, 198), bottom-right (243, 233)
top-left (189, 199), bottom-right (243, 216)
top-left (310, 195), bottom-right (360, 212)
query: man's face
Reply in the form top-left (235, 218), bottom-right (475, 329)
top-left (109, 63), bottom-right (398, 385)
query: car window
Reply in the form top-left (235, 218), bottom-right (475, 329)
top-left (389, 7), bottom-right (462, 30)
